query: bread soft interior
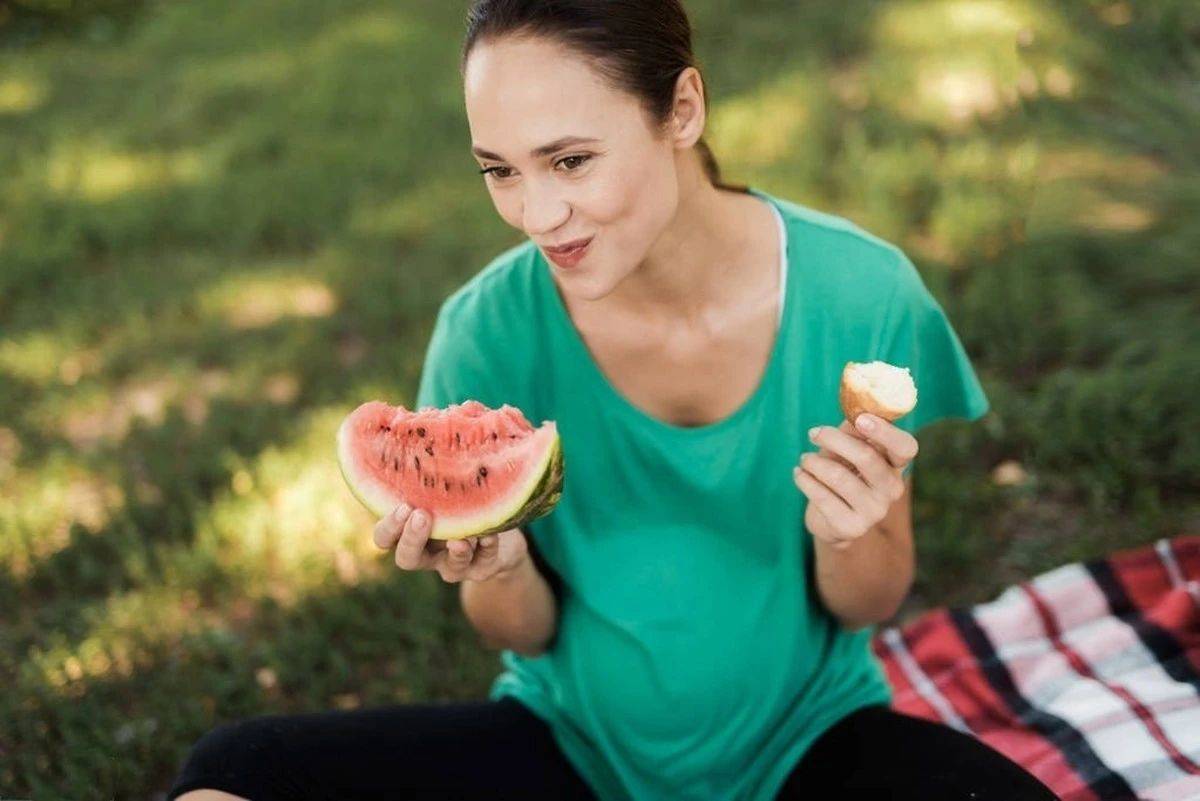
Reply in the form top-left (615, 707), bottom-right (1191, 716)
top-left (846, 361), bottom-right (917, 413)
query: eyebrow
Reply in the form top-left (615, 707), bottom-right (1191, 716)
top-left (472, 135), bottom-right (601, 161)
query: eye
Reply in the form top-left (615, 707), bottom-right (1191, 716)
top-left (479, 165), bottom-right (514, 180)
top-left (556, 154), bottom-right (592, 172)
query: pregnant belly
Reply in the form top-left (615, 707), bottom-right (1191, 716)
top-left (555, 596), bottom-right (811, 767)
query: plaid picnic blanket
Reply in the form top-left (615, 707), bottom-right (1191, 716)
top-left (871, 536), bottom-right (1200, 800)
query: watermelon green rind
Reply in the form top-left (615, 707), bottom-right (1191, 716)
top-left (463, 439), bottom-right (564, 539)
top-left (335, 403), bottom-right (564, 541)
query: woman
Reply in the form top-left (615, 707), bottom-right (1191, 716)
top-left (168, 2), bottom-right (1057, 799)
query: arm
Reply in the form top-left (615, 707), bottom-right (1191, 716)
top-left (460, 534), bottom-right (558, 657)
top-left (814, 472), bottom-right (915, 630)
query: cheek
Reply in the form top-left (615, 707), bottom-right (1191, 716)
top-left (487, 186), bottom-right (522, 229)
top-left (586, 153), bottom-right (676, 244)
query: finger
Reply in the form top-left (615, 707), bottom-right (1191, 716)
top-left (395, 509), bottom-right (433, 570)
top-left (851, 414), bottom-right (918, 468)
top-left (811, 425), bottom-right (893, 490)
top-left (468, 534), bottom-right (504, 579)
top-left (793, 468), bottom-right (861, 543)
top-left (448, 537), bottom-right (476, 565)
top-left (440, 537), bottom-right (476, 582)
top-left (798, 454), bottom-right (882, 524)
top-left (374, 503), bottom-right (411, 551)
top-left (474, 534), bottom-right (499, 566)
top-left (794, 463), bottom-right (851, 513)
top-left (815, 442), bottom-right (859, 476)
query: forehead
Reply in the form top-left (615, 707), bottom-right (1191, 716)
top-left (463, 36), bottom-right (642, 150)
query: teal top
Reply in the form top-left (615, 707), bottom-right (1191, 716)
top-left (415, 187), bottom-right (990, 801)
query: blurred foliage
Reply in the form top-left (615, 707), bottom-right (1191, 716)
top-left (0, 0), bottom-right (147, 46)
top-left (0, 0), bottom-right (1197, 797)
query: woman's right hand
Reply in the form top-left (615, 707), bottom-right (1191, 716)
top-left (372, 503), bottom-right (530, 584)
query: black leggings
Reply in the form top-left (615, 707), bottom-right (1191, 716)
top-left (167, 698), bottom-right (1057, 800)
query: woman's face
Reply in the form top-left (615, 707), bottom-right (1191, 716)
top-left (463, 35), bottom-right (683, 301)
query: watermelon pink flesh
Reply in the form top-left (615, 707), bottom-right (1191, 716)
top-left (337, 399), bottom-right (563, 540)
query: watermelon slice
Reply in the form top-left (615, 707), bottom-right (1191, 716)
top-left (336, 399), bottom-right (563, 540)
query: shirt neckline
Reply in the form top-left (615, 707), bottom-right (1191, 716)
top-left (536, 186), bottom-right (794, 439)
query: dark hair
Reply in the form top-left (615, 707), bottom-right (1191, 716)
top-left (461, 0), bottom-right (748, 194)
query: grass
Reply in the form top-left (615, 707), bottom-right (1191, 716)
top-left (1, 0), bottom-right (1197, 796)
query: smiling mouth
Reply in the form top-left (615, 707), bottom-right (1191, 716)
top-left (544, 236), bottom-right (593, 254)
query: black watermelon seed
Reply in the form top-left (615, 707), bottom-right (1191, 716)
top-left (424, 445), bottom-right (433, 456)
top-left (455, 433), bottom-right (461, 445)
top-left (393, 458), bottom-right (399, 471)
top-left (475, 475), bottom-right (482, 486)
top-left (414, 456), bottom-right (421, 471)
top-left (478, 466), bottom-right (488, 477)
top-left (491, 432), bottom-right (498, 440)
top-left (443, 479), bottom-right (450, 491)
top-left (416, 427), bottom-right (426, 437)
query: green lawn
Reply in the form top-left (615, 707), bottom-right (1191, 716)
top-left (1, 0), bottom-right (1197, 796)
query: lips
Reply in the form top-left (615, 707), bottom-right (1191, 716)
top-left (543, 236), bottom-right (593, 254)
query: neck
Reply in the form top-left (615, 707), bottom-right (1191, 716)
top-left (606, 153), bottom-right (760, 323)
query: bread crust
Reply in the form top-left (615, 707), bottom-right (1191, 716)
top-left (838, 361), bottom-right (916, 424)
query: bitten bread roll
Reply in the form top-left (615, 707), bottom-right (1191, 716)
top-left (839, 360), bottom-right (918, 424)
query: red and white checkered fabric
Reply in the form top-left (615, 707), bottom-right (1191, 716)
top-left (872, 536), bottom-right (1200, 800)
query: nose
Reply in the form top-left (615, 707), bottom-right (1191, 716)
top-left (521, 179), bottom-right (570, 236)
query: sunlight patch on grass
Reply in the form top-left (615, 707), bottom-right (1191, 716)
top-left (876, 0), bottom-right (1033, 49)
top-left (917, 63), bottom-right (1004, 124)
top-left (870, 0), bottom-right (1056, 131)
top-left (56, 374), bottom-right (178, 451)
top-left (0, 74), bottom-right (48, 115)
top-left (1041, 63), bottom-right (1077, 99)
top-left (708, 68), bottom-right (816, 169)
top-left (0, 331), bottom-right (81, 385)
top-left (45, 146), bottom-right (209, 201)
top-left (200, 272), bottom-right (339, 330)
top-left (0, 426), bottom-right (20, 482)
top-left (23, 409), bottom-right (390, 698)
top-left (1096, 2), bottom-right (1132, 27)
top-left (31, 585), bottom-right (220, 695)
top-left (1, 459), bottom-right (125, 579)
top-left (28, 367), bottom-right (228, 454)
top-left (196, 406), bottom-right (387, 605)
top-left (1076, 198), bottom-right (1157, 234)
top-left (1036, 145), bottom-right (1167, 186)
top-left (1027, 145), bottom-right (1166, 236)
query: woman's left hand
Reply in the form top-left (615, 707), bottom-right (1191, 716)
top-left (792, 414), bottom-right (919, 550)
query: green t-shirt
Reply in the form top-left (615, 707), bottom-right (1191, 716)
top-left (415, 187), bottom-right (990, 801)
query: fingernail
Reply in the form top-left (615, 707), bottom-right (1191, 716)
top-left (856, 415), bottom-right (874, 432)
top-left (412, 511), bottom-right (426, 529)
top-left (808, 426), bottom-right (821, 441)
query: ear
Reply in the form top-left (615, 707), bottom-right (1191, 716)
top-left (668, 66), bottom-right (707, 149)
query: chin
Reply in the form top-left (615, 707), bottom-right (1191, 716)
top-left (559, 273), bottom-right (614, 303)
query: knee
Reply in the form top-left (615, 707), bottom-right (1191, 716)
top-left (176, 716), bottom-right (288, 786)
